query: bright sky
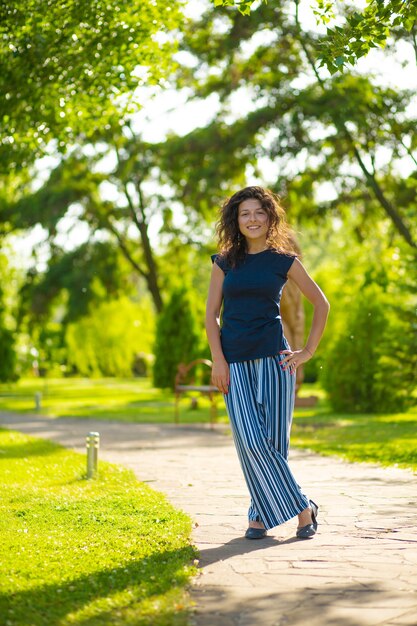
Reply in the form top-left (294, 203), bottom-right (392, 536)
top-left (7, 0), bottom-right (417, 271)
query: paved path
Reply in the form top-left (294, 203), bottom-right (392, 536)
top-left (1, 412), bottom-right (417, 626)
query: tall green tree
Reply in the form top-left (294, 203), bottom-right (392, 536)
top-left (3, 141), bottom-right (166, 313)
top-left (2, 114), bottom-right (223, 314)
top-left (159, 1), bottom-right (416, 251)
top-left (0, 0), bottom-right (182, 172)
top-left (153, 286), bottom-right (200, 389)
top-left (14, 240), bottom-right (136, 375)
top-left (18, 241), bottom-right (132, 328)
top-left (0, 282), bottom-right (17, 382)
top-left (0, 254), bottom-right (17, 381)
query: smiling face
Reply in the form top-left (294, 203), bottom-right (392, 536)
top-left (237, 198), bottom-right (269, 245)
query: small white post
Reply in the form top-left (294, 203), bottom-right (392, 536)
top-left (86, 432), bottom-right (100, 479)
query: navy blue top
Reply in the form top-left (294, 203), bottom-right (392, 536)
top-left (211, 249), bottom-right (296, 363)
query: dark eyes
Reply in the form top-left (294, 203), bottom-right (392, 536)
top-left (239, 210), bottom-right (266, 216)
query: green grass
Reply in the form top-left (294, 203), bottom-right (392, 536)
top-left (1, 377), bottom-right (416, 471)
top-left (0, 428), bottom-right (197, 626)
top-left (292, 399), bottom-right (417, 472)
top-left (0, 377), bottom-right (228, 423)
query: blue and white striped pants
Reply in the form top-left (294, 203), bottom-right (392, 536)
top-left (224, 354), bottom-right (310, 530)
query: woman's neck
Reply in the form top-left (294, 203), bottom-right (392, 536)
top-left (246, 242), bottom-right (269, 254)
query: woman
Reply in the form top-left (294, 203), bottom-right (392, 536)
top-left (205, 186), bottom-right (330, 539)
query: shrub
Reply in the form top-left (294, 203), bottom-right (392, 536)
top-left (0, 325), bottom-right (17, 382)
top-left (0, 283), bottom-right (17, 382)
top-left (65, 297), bottom-right (155, 377)
top-left (132, 351), bottom-right (155, 377)
top-left (321, 284), bottom-right (416, 413)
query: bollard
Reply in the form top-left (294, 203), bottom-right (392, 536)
top-left (34, 392), bottom-right (42, 411)
top-left (86, 432), bottom-right (100, 479)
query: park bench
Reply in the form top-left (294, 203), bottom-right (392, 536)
top-left (174, 358), bottom-right (220, 428)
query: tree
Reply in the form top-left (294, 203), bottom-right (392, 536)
top-left (14, 240), bottom-right (136, 375)
top-left (3, 141), bottom-right (169, 313)
top-left (17, 239), bottom-right (133, 325)
top-left (153, 286), bottom-right (201, 389)
top-left (155, 1), bottom-right (417, 406)
top-left (159, 1), bottom-right (417, 252)
top-left (0, 0), bottom-right (182, 172)
top-left (66, 296), bottom-right (155, 377)
top-left (0, 284), bottom-right (17, 382)
top-left (212, 0), bottom-right (417, 73)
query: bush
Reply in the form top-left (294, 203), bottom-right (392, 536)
top-left (321, 284), bottom-right (416, 413)
top-left (0, 325), bottom-right (17, 382)
top-left (65, 297), bottom-right (155, 377)
top-left (132, 351), bottom-right (155, 377)
top-left (0, 282), bottom-right (17, 382)
top-left (153, 286), bottom-right (200, 389)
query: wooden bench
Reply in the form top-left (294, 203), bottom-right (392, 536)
top-left (174, 358), bottom-right (220, 428)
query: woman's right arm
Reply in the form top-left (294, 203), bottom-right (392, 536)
top-left (205, 263), bottom-right (230, 394)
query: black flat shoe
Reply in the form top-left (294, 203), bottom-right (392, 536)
top-left (296, 500), bottom-right (319, 539)
top-left (296, 523), bottom-right (316, 539)
top-left (245, 527), bottom-right (267, 539)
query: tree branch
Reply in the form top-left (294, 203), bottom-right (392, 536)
top-left (294, 2), bottom-right (417, 249)
top-left (105, 217), bottom-right (148, 279)
top-left (400, 138), bottom-right (417, 168)
top-left (114, 143), bottom-right (163, 312)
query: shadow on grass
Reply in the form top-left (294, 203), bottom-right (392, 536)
top-left (0, 546), bottom-right (196, 626)
top-left (0, 438), bottom-right (62, 460)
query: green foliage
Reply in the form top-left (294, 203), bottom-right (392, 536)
top-left (0, 0), bottom-right (182, 171)
top-left (30, 323), bottom-right (67, 378)
top-left (0, 428), bottom-right (196, 625)
top-left (317, 0), bottom-right (417, 74)
top-left (167, 1), bottom-right (417, 251)
top-left (212, 0), bottom-right (266, 16)
top-left (66, 296), bottom-right (155, 377)
top-left (321, 283), bottom-right (416, 413)
top-left (211, 0), bottom-right (417, 73)
top-left (296, 218), bottom-right (417, 411)
top-left (13, 241), bottom-right (142, 377)
top-left (153, 287), bottom-right (201, 389)
top-left (0, 282), bottom-right (17, 382)
top-left (19, 241), bottom-right (132, 325)
top-left (4, 143), bottom-right (175, 314)
top-left (0, 324), bottom-right (17, 382)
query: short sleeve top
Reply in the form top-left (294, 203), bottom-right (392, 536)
top-left (211, 249), bottom-right (296, 363)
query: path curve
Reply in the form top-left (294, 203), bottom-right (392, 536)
top-left (1, 412), bottom-right (417, 626)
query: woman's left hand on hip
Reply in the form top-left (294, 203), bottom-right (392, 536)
top-left (279, 348), bottom-right (312, 375)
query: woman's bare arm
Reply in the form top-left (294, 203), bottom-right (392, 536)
top-left (281, 258), bottom-right (330, 369)
top-left (205, 263), bottom-right (230, 393)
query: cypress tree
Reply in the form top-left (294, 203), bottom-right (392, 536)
top-left (153, 286), bottom-right (200, 389)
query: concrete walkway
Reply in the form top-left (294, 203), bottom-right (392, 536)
top-left (1, 412), bottom-right (417, 626)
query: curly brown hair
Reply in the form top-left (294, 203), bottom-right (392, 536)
top-left (215, 186), bottom-right (297, 268)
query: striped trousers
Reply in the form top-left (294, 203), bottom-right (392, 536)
top-left (224, 354), bottom-right (310, 530)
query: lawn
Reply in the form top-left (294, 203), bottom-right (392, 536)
top-left (291, 400), bottom-right (417, 472)
top-left (0, 377), bottom-right (416, 472)
top-left (0, 428), bottom-right (197, 626)
top-left (0, 377), bottom-right (225, 424)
